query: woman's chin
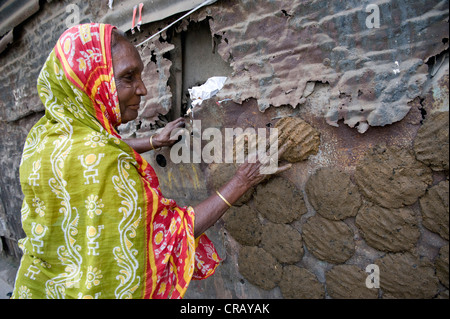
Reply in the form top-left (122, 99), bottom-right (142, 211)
top-left (121, 112), bottom-right (139, 124)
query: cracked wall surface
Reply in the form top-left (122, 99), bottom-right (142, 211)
top-left (207, 0), bottom-right (448, 133)
top-left (119, 0), bottom-right (448, 135)
top-left (0, 0), bottom-right (449, 298)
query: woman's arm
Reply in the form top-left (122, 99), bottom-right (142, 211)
top-left (193, 152), bottom-right (291, 238)
top-left (192, 164), bottom-right (254, 237)
top-left (124, 117), bottom-right (292, 237)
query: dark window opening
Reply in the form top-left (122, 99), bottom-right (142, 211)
top-left (165, 19), bottom-right (233, 121)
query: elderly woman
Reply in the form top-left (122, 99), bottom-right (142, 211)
top-left (11, 23), bottom-right (289, 299)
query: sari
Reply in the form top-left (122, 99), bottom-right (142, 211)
top-left (12, 23), bottom-right (219, 299)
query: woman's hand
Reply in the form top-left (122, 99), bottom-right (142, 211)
top-left (123, 117), bottom-right (185, 153)
top-left (152, 117), bottom-right (185, 148)
top-left (233, 142), bottom-right (291, 189)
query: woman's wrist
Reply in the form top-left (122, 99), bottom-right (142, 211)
top-left (150, 133), bottom-right (164, 149)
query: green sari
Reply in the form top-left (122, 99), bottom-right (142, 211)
top-left (12, 23), bottom-right (219, 299)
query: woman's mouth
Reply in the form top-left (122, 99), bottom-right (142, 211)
top-left (128, 104), bottom-right (140, 110)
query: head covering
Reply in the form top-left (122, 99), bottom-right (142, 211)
top-left (12, 23), bottom-right (219, 299)
top-left (56, 23), bottom-right (121, 133)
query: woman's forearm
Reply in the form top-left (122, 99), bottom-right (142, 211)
top-left (193, 174), bottom-right (250, 238)
top-left (123, 135), bottom-right (164, 154)
top-left (124, 118), bottom-right (185, 153)
top-left (125, 135), bottom-right (249, 237)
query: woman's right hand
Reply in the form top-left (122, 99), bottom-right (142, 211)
top-left (233, 143), bottom-right (291, 189)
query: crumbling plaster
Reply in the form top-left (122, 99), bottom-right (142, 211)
top-left (206, 0), bottom-right (448, 132)
top-left (122, 0), bottom-right (449, 135)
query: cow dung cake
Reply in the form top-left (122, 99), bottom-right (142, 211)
top-left (275, 116), bottom-right (321, 163)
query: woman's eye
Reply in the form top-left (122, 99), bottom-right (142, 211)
top-left (121, 72), bottom-right (134, 81)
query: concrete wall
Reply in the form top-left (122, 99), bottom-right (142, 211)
top-left (0, 0), bottom-right (448, 298)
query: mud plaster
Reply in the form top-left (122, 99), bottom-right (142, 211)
top-left (325, 265), bottom-right (379, 299)
top-left (279, 265), bottom-right (324, 299)
top-left (302, 215), bottom-right (355, 264)
top-left (355, 204), bottom-right (420, 253)
top-left (238, 246), bottom-right (282, 290)
top-left (305, 167), bottom-right (361, 220)
top-left (260, 222), bottom-right (303, 264)
top-left (435, 244), bottom-right (449, 289)
top-left (354, 145), bottom-right (433, 209)
top-left (374, 252), bottom-right (439, 298)
top-left (275, 117), bottom-right (321, 163)
top-left (253, 176), bottom-right (307, 224)
top-left (419, 180), bottom-right (449, 240)
top-left (413, 111), bottom-right (449, 171)
top-left (223, 204), bottom-right (262, 246)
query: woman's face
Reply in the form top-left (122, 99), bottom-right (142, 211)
top-left (112, 36), bottom-right (147, 124)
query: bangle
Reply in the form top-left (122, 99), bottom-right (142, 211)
top-left (216, 190), bottom-right (232, 207)
top-left (149, 135), bottom-right (160, 151)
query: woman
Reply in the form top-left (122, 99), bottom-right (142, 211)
top-left (12, 23), bottom-right (289, 299)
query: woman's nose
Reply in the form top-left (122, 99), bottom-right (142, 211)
top-left (136, 79), bottom-right (147, 96)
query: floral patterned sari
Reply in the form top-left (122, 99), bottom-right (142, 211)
top-left (12, 23), bottom-right (219, 299)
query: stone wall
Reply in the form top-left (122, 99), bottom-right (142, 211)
top-left (0, 0), bottom-right (448, 298)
